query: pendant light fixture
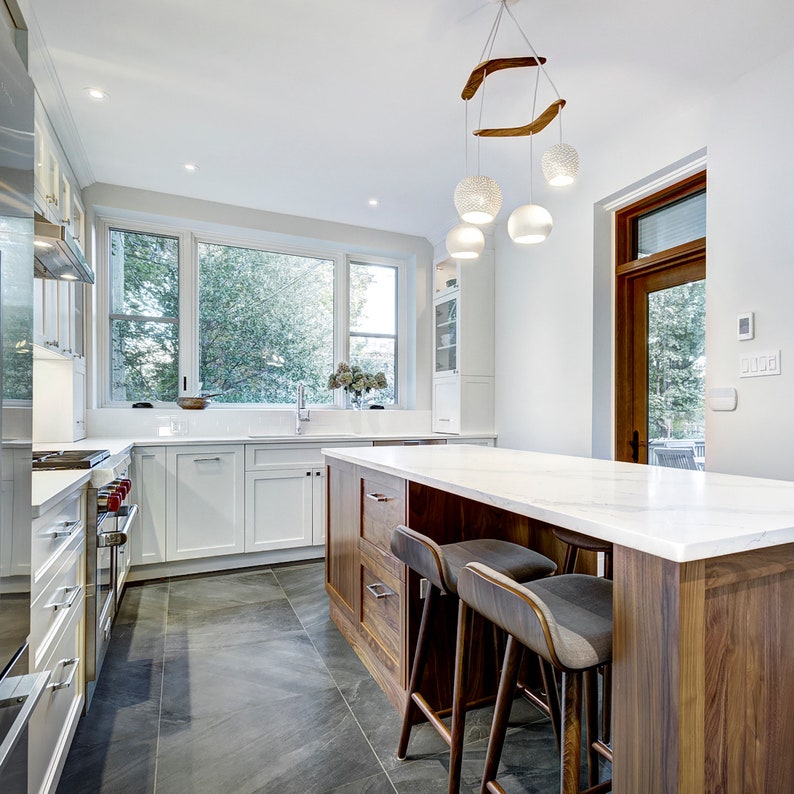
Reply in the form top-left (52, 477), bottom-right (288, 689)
top-left (453, 100), bottom-right (502, 225)
top-left (446, 222), bottom-right (486, 259)
top-left (508, 133), bottom-right (553, 244)
top-left (448, 0), bottom-right (577, 250)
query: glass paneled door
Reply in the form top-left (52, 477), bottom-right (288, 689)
top-left (615, 172), bottom-right (706, 466)
top-left (623, 264), bottom-right (706, 466)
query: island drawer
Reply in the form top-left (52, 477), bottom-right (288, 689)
top-left (361, 471), bottom-right (406, 553)
top-left (359, 542), bottom-right (404, 677)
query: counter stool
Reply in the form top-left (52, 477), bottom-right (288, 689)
top-left (552, 527), bottom-right (614, 578)
top-left (552, 527), bottom-right (614, 744)
top-left (457, 564), bottom-right (613, 794)
top-left (390, 525), bottom-right (557, 794)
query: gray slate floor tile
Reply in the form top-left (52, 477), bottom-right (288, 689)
top-left (58, 560), bottom-right (588, 793)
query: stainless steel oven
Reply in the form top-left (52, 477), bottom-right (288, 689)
top-left (31, 450), bottom-right (138, 710)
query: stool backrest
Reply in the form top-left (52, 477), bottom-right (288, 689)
top-left (390, 525), bottom-right (448, 593)
top-left (458, 563), bottom-right (613, 672)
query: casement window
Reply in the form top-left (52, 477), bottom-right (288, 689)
top-left (102, 221), bottom-right (403, 407)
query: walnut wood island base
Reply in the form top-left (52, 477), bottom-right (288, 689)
top-left (323, 445), bottom-right (794, 794)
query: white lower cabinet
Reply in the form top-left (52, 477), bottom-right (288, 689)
top-left (245, 468), bottom-right (314, 551)
top-left (244, 444), bottom-right (335, 551)
top-left (29, 492), bottom-right (86, 794)
top-left (131, 446), bottom-right (167, 565)
top-left (166, 445), bottom-right (245, 561)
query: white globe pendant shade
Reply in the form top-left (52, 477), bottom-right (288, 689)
top-left (446, 223), bottom-right (485, 259)
top-left (542, 143), bottom-right (579, 187)
top-left (453, 175), bottom-right (503, 224)
top-left (508, 204), bottom-right (553, 244)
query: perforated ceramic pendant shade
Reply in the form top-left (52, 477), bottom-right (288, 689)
top-left (454, 175), bottom-right (503, 224)
top-left (446, 222), bottom-right (485, 259)
top-left (542, 142), bottom-right (579, 187)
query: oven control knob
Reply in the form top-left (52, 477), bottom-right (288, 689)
top-left (97, 492), bottom-right (122, 513)
top-left (110, 479), bottom-right (130, 499)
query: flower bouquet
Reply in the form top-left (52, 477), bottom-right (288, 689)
top-left (327, 362), bottom-right (387, 408)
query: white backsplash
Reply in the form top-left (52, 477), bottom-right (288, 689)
top-left (85, 407), bottom-right (433, 440)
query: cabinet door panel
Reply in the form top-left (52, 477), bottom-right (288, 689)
top-left (245, 469), bottom-right (313, 552)
top-left (166, 446), bottom-right (244, 560)
top-left (131, 447), bottom-right (167, 565)
top-left (432, 379), bottom-right (461, 434)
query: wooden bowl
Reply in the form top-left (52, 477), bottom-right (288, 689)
top-left (177, 396), bottom-right (216, 410)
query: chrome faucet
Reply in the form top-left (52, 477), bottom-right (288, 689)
top-left (295, 382), bottom-right (310, 434)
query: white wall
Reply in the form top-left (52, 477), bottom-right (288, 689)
top-left (493, 43), bottom-right (794, 481)
top-left (705, 47), bottom-right (794, 480)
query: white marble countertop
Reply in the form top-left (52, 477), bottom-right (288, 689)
top-left (321, 444), bottom-right (794, 563)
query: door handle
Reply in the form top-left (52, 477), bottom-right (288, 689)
top-left (630, 430), bottom-right (639, 463)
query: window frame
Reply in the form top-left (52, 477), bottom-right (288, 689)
top-left (96, 216), bottom-right (408, 408)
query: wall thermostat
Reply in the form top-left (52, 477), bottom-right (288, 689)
top-left (737, 312), bottom-right (754, 341)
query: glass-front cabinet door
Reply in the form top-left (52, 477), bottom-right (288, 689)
top-left (434, 296), bottom-right (457, 375)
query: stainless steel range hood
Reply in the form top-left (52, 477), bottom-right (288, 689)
top-left (33, 212), bottom-right (94, 284)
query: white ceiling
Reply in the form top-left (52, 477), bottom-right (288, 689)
top-left (26, 0), bottom-right (794, 244)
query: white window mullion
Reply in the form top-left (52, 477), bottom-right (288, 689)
top-left (179, 232), bottom-right (198, 396)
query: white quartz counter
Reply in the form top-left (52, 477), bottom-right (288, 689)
top-left (322, 444), bottom-right (794, 563)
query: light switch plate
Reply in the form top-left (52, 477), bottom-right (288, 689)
top-left (739, 349), bottom-right (781, 378)
top-left (737, 312), bottom-right (754, 340)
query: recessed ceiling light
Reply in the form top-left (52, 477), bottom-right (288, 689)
top-left (368, 198), bottom-right (379, 207)
top-left (184, 162), bottom-right (200, 173)
top-left (84, 87), bottom-right (109, 101)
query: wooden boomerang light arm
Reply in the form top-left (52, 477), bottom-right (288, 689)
top-left (473, 98), bottom-right (566, 138)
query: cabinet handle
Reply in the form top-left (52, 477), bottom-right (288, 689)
top-left (45, 584), bottom-right (82, 612)
top-left (44, 519), bottom-right (82, 539)
top-left (315, 470), bottom-right (321, 476)
top-left (366, 582), bottom-right (395, 599)
top-left (437, 418), bottom-right (452, 423)
top-left (49, 658), bottom-right (79, 691)
top-left (365, 492), bottom-right (390, 502)
top-left (193, 456), bottom-right (221, 462)
top-left (306, 471), bottom-right (311, 476)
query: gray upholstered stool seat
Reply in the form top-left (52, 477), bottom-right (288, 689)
top-left (390, 525), bottom-right (557, 794)
top-left (457, 564), bottom-right (613, 794)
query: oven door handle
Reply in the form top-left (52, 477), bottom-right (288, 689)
top-left (0, 670), bottom-right (51, 774)
top-left (116, 503), bottom-right (139, 536)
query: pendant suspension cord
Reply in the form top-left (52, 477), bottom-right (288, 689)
top-left (504, 2), bottom-right (562, 100)
top-left (478, 0), bottom-right (506, 63)
top-left (529, 66), bottom-right (540, 199)
top-left (475, 1), bottom-right (505, 176)
top-left (464, 99), bottom-right (470, 175)
top-left (529, 133), bottom-right (534, 203)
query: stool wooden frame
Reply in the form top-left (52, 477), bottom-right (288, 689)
top-left (390, 525), bottom-right (557, 794)
top-left (552, 526), bottom-right (614, 744)
top-left (457, 564), bottom-right (613, 794)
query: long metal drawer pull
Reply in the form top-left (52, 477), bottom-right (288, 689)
top-left (45, 520), bottom-right (82, 539)
top-left (366, 582), bottom-right (395, 599)
top-left (45, 584), bottom-right (82, 612)
top-left (49, 658), bottom-right (79, 692)
top-left (365, 493), bottom-right (390, 502)
top-left (193, 456), bottom-right (221, 462)
top-left (0, 670), bottom-right (51, 771)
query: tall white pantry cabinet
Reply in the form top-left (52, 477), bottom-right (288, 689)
top-left (432, 251), bottom-right (495, 435)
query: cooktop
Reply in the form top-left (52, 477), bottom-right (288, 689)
top-left (32, 449), bottom-right (111, 470)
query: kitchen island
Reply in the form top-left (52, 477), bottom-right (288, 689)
top-left (322, 444), bottom-right (794, 794)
